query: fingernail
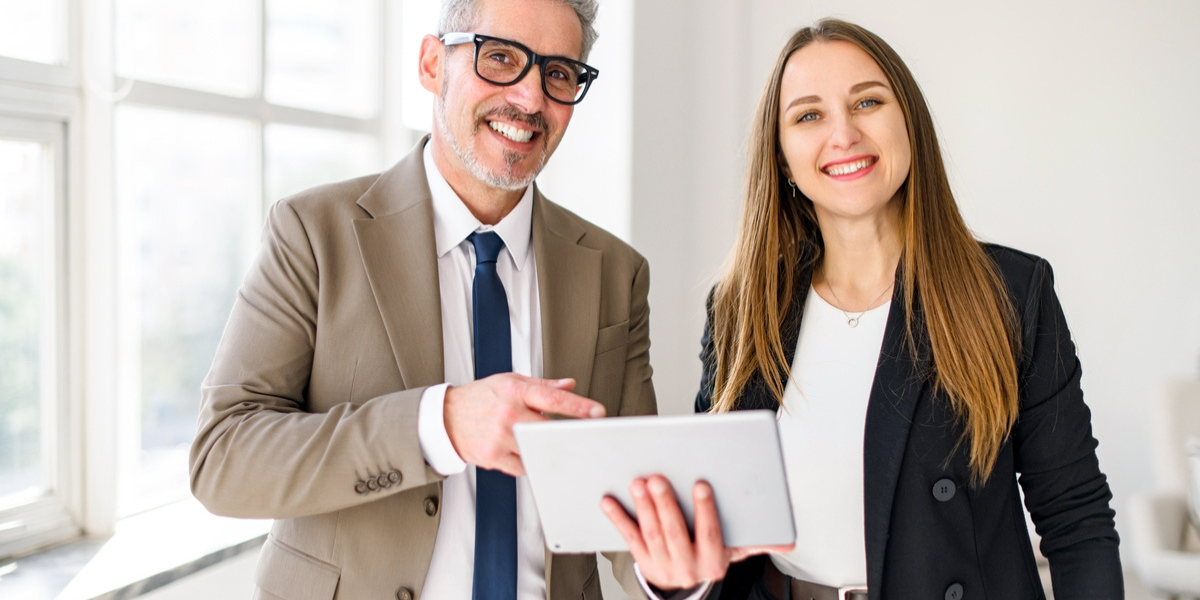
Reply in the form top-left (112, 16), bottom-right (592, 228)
top-left (696, 484), bottom-right (711, 499)
top-left (631, 485), bottom-right (645, 498)
top-left (589, 406), bottom-right (606, 418)
top-left (648, 479), bottom-right (666, 494)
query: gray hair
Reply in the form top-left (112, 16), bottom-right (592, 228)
top-left (438, 0), bottom-right (599, 63)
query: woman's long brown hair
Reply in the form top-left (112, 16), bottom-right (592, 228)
top-left (708, 19), bottom-right (1020, 484)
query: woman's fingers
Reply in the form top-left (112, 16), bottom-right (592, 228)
top-left (690, 480), bottom-right (729, 581)
top-left (600, 496), bottom-right (649, 559)
top-left (646, 476), bottom-right (693, 556)
top-left (630, 478), bottom-right (669, 564)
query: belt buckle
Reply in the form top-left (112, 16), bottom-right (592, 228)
top-left (838, 585), bottom-right (868, 600)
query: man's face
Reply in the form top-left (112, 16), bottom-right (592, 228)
top-left (428, 0), bottom-right (582, 191)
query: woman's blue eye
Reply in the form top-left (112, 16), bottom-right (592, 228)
top-left (858, 98), bottom-right (880, 109)
top-left (798, 112), bottom-right (819, 123)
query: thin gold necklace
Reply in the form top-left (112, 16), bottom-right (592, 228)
top-left (826, 280), bottom-right (894, 328)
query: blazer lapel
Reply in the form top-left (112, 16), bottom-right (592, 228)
top-left (532, 189), bottom-right (602, 399)
top-left (862, 276), bottom-right (930, 595)
top-left (352, 139), bottom-right (445, 389)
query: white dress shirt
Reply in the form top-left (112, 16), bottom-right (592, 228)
top-left (416, 142), bottom-right (547, 600)
top-left (770, 287), bottom-right (889, 587)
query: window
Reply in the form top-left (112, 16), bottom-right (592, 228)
top-left (0, 0), bottom-right (404, 558)
top-left (110, 0), bottom-right (387, 518)
top-left (0, 117), bottom-right (73, 559)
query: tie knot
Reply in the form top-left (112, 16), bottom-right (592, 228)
top-left (468, 231), bottom-right (505, 265)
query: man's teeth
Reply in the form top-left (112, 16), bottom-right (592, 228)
top-left (489, 121), bottom-right (534, 143)
top-left (825, 158), bottom-right (874, 176)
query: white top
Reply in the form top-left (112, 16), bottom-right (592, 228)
top-left (770, 286), bottom-right (890, 587)
top-left (415, 142), bottom-right (548, 600)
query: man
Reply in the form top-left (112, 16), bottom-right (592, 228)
top-left (189, 0), bottom-right (656, 598)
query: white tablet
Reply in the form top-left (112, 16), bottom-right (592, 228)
top-left (513, 410), bottom-right (795, 553)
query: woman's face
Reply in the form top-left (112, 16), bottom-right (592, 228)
top-left (778, 40), bottom-right (911, 222)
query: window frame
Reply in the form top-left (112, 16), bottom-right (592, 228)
top-left (0, 0), bottom-right (414, 558)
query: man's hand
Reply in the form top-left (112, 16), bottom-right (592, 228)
top-left (601, 475), bottom-right (795, 591)
top-left (443, 373), bottom-right (606, 477)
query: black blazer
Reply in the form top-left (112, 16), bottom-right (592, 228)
top-left (695, 245), bottom-right (1121, 600)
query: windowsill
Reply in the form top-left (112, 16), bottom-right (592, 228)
top-left (0, 499), bottom-right (270, 600)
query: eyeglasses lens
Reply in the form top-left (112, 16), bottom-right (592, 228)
top-left (476, 39), bottom-right (586, 103)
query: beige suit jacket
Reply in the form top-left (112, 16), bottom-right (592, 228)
top-left (189, 139), bottom-right (656, 600)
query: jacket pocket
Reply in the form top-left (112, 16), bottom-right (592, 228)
top-left (255, 535), bottom-right (341, 600)
top-left (595, 320), bottom-right (629, 355)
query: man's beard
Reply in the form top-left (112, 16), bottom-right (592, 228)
top-left (435, 85), bottom-right (550, 192)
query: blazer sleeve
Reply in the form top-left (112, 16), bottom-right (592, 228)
top-left (695, 287), bottom-right (717, 414)
top-left (1012, 258), bottom-right (1122, 599)
top-left (189, 199), bottom-right (438, 520)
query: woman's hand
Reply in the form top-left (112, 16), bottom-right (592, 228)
top-left (600, 474), bottom-right (794, 591)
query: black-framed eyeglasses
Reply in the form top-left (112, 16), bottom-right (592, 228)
top-left (440, 32), bottom-right (599, 105)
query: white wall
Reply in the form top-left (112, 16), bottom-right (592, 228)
top-left (631, 0), bottom-right (1200, 566)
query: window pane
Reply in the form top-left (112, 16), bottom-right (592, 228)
top-left (0, 139), bottom-right (52, 507)
top-left (265, 124), bottom-right (381, 201)
top-left (0, 0), bottom-right (66, 64)
top-left (115, 0), bottom-right (258, 97)
top-left (115, 106), bottom-right (259, 515)
top-left (266, 0), bottom-right (381, 118)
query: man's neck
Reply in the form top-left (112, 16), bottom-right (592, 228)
top-left (429, 139), bottom-right (525, 226)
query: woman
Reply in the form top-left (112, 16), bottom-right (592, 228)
top-left (603, 18), bottom-right (1121, 600)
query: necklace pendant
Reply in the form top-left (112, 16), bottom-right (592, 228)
top-left (847, 317), bottom-right (859, 328)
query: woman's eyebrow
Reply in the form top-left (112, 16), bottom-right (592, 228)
top-left (785, 95), bottom-right (820, 111)
top-left (850, 80), bottom-right (888, 94)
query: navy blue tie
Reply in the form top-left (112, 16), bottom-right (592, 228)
top-left (468, 231), bottom-right (517, 600)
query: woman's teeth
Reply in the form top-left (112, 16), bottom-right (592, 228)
top-left (824, 157), bottom-right (875, 176)
top-left (489, 121), bottom-right (534, 143)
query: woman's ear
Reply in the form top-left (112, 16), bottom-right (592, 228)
top-left (776, 153), bottom-right (793, 184)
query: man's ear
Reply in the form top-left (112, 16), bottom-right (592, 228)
top-left (418, 34), bottom-right (444, 95)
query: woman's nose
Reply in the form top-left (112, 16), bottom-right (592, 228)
top-left (828, 111), bottom-right (862, 149)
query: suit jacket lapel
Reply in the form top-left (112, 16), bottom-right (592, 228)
top-left (532, 189), bottom-right (602, 400)
top-left (862, 275), bottom-right (929, 594)
top-left (352, 139), bottom-right (446, 389)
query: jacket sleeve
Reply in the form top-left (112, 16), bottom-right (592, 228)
top-left (189, 199), bottom-right (439, 520)
top-left (607, 255), bottom-right (659, 599)
top-left (695, 287), bottom-right (717, 414)
top-left (1012, 258), bottom-right (1123, 599)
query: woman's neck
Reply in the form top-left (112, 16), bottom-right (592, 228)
top-left (812, 200), bottom-right (904, 312)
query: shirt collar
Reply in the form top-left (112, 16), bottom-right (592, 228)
top-left (424, 142), bottom-right (533, 271)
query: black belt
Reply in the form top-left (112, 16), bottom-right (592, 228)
top-left (762, 559), bottom-right (868, 600)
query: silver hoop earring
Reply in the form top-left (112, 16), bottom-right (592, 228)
top-left (787, 179), bottom-right (797, 198)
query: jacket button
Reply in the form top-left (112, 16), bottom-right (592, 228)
top-left (366, 476), bottom-right (380, 491)
top-left (396, 587), bottom-right (414, 600)
top-left (932, 478), bottom-right (956, 502)
top-left (945, 583), bottom-right (963, 600)
top-left (354, 480), bottom-right (368, 494)
top-left (424, 497), bottom-right (439, 516)
top-left (378, 474), bottom-right (392, 489)
top-left (388, 469), bottom-right (402, 485)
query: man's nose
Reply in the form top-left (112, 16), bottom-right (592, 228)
top-left (503, 65), bottom-right (547, 115)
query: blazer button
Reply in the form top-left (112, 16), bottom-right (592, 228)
top-left (932, 478), bottom-right (956, 502)
top-left (387, 469), bottom-right (402, 485)
top-left (354, 480), bottom-right (369, 495)
top-left (424, 497), bottom-right (439, 516)
top-left (945, 582), bottom-right (964, 600)
top-left (366, 476), bottom-right (380, 492)
top-left (396, 587), bottom-right (414, 600)
top-left (378, 473), bottom-right (392, 489)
